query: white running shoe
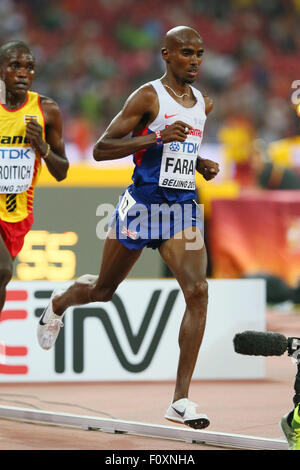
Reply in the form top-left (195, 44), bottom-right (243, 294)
top-left (165, 398), bottom-right (210, 429)
top-left (37, 288), bottom-right (66, 350)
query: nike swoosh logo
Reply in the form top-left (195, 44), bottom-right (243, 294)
top-left (165, 114), bottom-right (177, 119)
top-left (39, 309), bottom-right (47, 326)
top-left (172, 406), bottom-right (186, 417)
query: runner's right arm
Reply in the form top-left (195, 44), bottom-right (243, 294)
top-left (93, 85), bottom-right (192, 162)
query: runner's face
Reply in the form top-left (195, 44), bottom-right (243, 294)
top-left (1, 49), bottom-right (35, 97)
top-left (165, 36), bottom-right (204, 84)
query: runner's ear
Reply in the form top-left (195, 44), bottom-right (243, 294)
top-left (161, 48), bottom-right (170, 63)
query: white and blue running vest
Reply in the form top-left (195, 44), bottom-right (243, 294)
top-left (131, 78), bottom-right (207, 203)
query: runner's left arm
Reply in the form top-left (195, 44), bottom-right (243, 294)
top-left (196, 157), bottom-right (219, 180)
top-left (25, 97), bottom-right (69, 181)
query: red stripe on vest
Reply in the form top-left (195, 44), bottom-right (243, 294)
top-left (133, 127), bottom-right (149, 166)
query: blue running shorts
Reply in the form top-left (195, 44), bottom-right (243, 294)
top-left (110, 185), bottom-right (203, 250)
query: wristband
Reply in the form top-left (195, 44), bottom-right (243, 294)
top-left (155, 130), bottom-right (163, 145)
top-left (41, 143), bottom-right (51, 159)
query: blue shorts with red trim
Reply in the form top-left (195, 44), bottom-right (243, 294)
top-left (111, 184), bottom-right (203, 250)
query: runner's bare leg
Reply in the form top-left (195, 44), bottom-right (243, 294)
top-left (0, 234), bottom-right (13, 314)
top-left (159, 226), bottom-right (208, 402)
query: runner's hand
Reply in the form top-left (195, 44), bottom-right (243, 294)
top-left (196, 158), bottom-right (219, 180)
top-left (25, 119), bottom-right (48, 156)
top-left (161, 121), bottom-right (193, 143)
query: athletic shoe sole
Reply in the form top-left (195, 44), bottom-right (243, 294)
top-left (165, 415), bottom-right (210, 429)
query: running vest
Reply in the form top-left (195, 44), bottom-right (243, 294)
top-left (132, 79), bottom-right (206, 203)
top-left (0, 91), bottom-right (44, 222)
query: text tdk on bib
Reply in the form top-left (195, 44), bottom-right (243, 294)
top-left (159, 138), bottom-right (199, 190)
top-left (0, 146), bottom-right (36, 193)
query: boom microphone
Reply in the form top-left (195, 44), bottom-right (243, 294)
top-left (233, 330), bottom-right (300, 358)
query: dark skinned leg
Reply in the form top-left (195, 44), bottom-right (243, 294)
top-left (159, 226), bottom-right (208, 402)
top-left (53, 229), bottom-right (142, 315)
top-left (293, 364), bottom-right (300, 408)
top-left (0, 233), bottom-right (13, 315)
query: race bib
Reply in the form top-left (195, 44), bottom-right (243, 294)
top-left (159, 139), bottom-right (199, 190)
top-left (0, 146), bottom-right (36, 194)
top-left (118, 189), bottom-right (136, 221)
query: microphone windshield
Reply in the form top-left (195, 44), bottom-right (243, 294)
top-left (233, 330), bottom-right (288, 356)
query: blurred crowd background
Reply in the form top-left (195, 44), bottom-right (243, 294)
top-left (1, 0), bottom-right (299, 165)
top-left (2, 0), bottom-right (300, 300)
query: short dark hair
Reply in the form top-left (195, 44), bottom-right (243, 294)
top-left (0, 41), bottom-right (34, 65)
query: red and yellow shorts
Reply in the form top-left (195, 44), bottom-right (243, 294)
top-left (0, 214), bottom-right (33, 259)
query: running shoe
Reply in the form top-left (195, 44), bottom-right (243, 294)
top-left (280, 404), bottom-right (300, 450)
top-left (165, 398), bottom-right (210, 429)
top-left (37, 288), bottom-right (66, 350)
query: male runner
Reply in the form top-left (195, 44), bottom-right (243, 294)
top-left (38, 26), bottom-right (219, 429)
top-left (0, 41), bottom-right (69, 315)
